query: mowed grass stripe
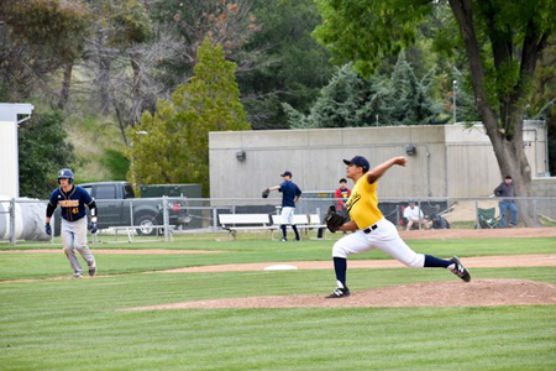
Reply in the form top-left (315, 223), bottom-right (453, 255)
top-left (1, 306), bottom-right (554, 370)
top-left (1, 236), bottom-right (555, 371)
top-left (1, 236), bottom-right (555, 280)
top-left (2, 234), bottom-right (554, 252)
top-left (1, 267), bottom-right (556, 317)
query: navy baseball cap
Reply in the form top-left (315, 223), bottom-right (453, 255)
top-left (343, 156), bottom-right (370, 172)
top-left (281, 171), bottom-right (292, 177)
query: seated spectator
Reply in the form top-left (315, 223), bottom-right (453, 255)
top-left (403, 201), bottom-right (425, 230)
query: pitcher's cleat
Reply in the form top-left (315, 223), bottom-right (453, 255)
top-left (325, 287), bottom-right (350, 299)
top-left (449, 256), bottom-right (471, 282)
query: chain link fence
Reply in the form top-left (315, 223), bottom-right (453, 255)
top-left (1, 195), bottom-right (555, 245)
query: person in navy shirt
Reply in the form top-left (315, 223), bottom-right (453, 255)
top-left (45, 168), bottom-right (98, 278)
top-left (263, 171), bottom-right (302, 241)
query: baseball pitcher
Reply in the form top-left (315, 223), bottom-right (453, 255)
top-left (45, 168), bottom-right (98, 278)
top-left (325, 156), bottom-right (470, 298)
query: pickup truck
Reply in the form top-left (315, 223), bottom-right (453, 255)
top-left (55, 181), bottom-right (191, 235)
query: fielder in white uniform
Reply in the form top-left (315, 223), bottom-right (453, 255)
top-left (326, 156), bottom-right (470, 298)
top-left (403, 201), bottom-right (425, 230)
top-left (45, 168), bottom-right (98, 278)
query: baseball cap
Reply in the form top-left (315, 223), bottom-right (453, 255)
top-left (281, 170), bottom-right (292, 177)
top-left (343, 156), bottom-right (370, 172)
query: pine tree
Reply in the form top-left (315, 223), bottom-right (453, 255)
top-left (451, 67), bottom-right (480, 122)
top-left (284, 64), bottom-right (367, 128)
top-left (386, 52), bottom-right (440, 125)
top-left (284, 57), bottom-right (442, 128)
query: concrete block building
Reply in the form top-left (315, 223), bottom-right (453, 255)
top-left (209, 121), bottom-right (549, 200)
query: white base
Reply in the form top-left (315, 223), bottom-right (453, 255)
top-left (264, 264), bottom-right (298, 271)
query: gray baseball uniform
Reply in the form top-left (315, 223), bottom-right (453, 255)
top-left (46, 173), bottom-right (97, 278)
top-left (61, 217), bottom-right (95, 277)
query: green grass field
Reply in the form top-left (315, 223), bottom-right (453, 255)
top-left (1, 236), bottom-right (555, 370)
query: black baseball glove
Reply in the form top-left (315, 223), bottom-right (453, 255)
top-left (262, 188), bottom-right (270, 198)
top-left (88, 222), bottom-right (98, 234)
top-left (45, 223), bottom-right (52, 236)
top-left (325, 205), bottom-right (347, 233)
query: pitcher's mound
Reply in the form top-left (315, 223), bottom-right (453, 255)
top-left (125, 279), bottom-right (556, 311)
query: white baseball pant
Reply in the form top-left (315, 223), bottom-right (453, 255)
top-left (332, 218), bottom-right (425, 268)
top-left (280, 207), bottom-right (295, 225)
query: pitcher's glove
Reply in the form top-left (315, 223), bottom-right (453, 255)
top-left (262, 188), bottom-right (270, 198)
top-left (325, 205), bottom-right (347, 233)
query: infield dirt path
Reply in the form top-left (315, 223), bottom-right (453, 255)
top-left (162, 254), bottom-right (556, 273)
top-left (397, 226), bottom-right (556, 239)
top-left (0, 249), bottom-right (219, 255)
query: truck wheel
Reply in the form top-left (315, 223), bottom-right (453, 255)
top-left (135, 214), bottom-right (157, 236)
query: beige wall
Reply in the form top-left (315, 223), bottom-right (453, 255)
top-left (0, 121), bottom-right (19, 198)
top-left (209, 122), bottom-right (548, 200)
top-left (0, 103), bottom-right (34, 199)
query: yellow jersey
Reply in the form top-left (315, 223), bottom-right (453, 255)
top-left (346, 176), bottom-right (383, 228)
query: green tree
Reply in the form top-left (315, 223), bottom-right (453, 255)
top-left (84, 0), bottom-right (153, 124)
top-left (19, 110), bottom-right (75, 198)
top-left (129, 38), bottom-right (250, 194)
top-left (149, 0), bottom-right (257, 89)
top-left (283, 64), bottom-right (365, 128)
top-left (0, 0), bottom-right (91, 105)
top-left (314, 0), bottom-right (556, 225)
top-left (237, 0), bottom-right (334, 129)
top-left (383, 52), bottom-right (441, 125)
top-left (284, 57), bottom-right (441, 128)
top-left (527, 36), bottom-right (556, 176)
top-left (451, 67), bottom-right (481, 122)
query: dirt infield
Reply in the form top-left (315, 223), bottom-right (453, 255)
top-left (0, 249), bottom-right (219, 255)
top-left (398, 227), bottom-right (556, 239)
top-left (163, 254), bottom-right (556, 273)
top-left (124, 279), bottom-right (556, 310)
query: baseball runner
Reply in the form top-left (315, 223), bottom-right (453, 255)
top-left (324, 156), bottom-right (470, 298)
top-left (262, 171), bottom-right (302, 241)
top-left (45, 168), bottom-right (98, 278)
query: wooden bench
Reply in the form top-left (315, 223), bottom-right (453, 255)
top-left (308, 213), bottom-right (327, 239)
top-left (270, 214), bottom-right (309, 240)
top-left (218, 213), bottom-right (328, 240)
top-left (218, 214), bottom-right (272, 239)
top-left (270, 214), bottom-right (310, 226)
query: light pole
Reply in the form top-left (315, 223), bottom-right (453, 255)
top-left (452, 80), bottom-right (458, 124)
